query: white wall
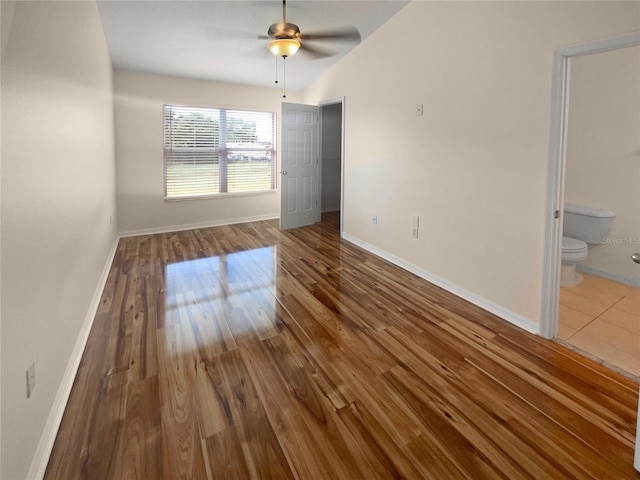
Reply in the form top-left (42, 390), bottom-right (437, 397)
top-left (114, 71), bottom-right (302, 234)
top-left (303, 1), bottom-right (640, 328)
top-left (565, 46), bottom-right (640, 283)
top-left (1, 1), bottom-right (116, 478)
top-left (321, 103), bottom-right (342, 212)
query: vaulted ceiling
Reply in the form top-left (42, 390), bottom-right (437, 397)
top-left (97, 0), bottom-right (409, 91)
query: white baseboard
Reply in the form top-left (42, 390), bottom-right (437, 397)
top-left (118, 213), bottom-right (279, 237)
top-left (576, 264), bottom-right (640, 288)
top-left (341, 233), bottom-right (539, 335)
top-left (27, 237), bottom-right (120, 480)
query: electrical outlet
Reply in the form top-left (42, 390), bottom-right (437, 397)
top-left (371, 214), bottom-right (378, 225)
top-left (411, 227), bottom-right (419, 239)
top-left (416, 104), bottom-right (424, 116)
top-left (412, 215), bottom-right (420, 228)
top-left (26, 361), bottom-right (36, 398)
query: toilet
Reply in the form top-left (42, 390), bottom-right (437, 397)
top-left (561, 204), bottom-right (615, 287)
top-left (561, 236), bottom-right (588, 286)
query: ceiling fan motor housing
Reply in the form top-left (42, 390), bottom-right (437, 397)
top-left (268, 22), bottom-right (301, 39)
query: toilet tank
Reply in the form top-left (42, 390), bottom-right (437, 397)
top-left (563, 204), bottom-right (615, 244)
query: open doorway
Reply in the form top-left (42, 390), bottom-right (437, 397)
top-left (556, 45), bottom-right (640, 379)
top-left (540, 32), bottom-right (640, 376)
top-left (541, 34), bottom-right (640, 338)
top-left (319, 99), bottom-right (344, 233)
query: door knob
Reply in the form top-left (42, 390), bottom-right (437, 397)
top-left (280, 171), bottom-right (288, 175)
top-left (632, 253), bottom-right (640, 264)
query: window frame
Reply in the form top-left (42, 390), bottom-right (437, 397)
top-left (163, 103), bottom-right (277, 201)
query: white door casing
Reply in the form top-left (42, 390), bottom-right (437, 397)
top-left (280, 102), bottom-right (320, 230)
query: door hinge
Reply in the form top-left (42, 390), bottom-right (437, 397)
top-left (554, 210), bottom-right (560, 219)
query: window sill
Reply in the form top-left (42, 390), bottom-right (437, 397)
top-left (164, 189), bottom-right (277, 202)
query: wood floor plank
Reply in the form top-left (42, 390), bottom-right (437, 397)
top-left (335, 400), bottom-right (426, 479)
top-left (45, 212), bottom-right (640, 479)
top-left (383, 365), bottom-right (519, 480)
top-left (382, 322), bottom-right (628, 478)
top-left (275, 307), bottom-right (355, 410)
top-left (374, 328), bottom-right (562, 478)
top-left (239, 336), bottom-right (358, 479)
top-left (382, 327), bottom-right (615, 478)
top-left (44, 356), bottom-right (108, 479)
top-left (438, 319), bottom-right (637, 458)
top-left (127, 275), bottom-right (159, 384)
top-left (80, 371), bottom-right (129, 480)
top-left (179, 306), bottom-right (234, 439)
top-left (156, 325), bottom-right (209, 479)
top-left (216, 348), bottom-right (296, 479)
top-left (405, 432), bottom-right (470, 480)
top-left (110, 375), bottom-right (163, 479)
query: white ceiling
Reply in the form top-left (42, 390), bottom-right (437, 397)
top-left (97, 1), bottom-right (409, 91)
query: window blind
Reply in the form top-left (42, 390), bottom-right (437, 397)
top-left (163, 105), bottom-right (276, 199)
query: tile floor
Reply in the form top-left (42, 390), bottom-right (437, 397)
top-left (557, 273), bottom-right (640, 378)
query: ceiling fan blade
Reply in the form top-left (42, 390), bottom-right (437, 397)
top-left (301, 26), bottom-right (361, 43)
top-left (298, 43), bottom-right (333, 60)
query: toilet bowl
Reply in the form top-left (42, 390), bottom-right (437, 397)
top-left (561, 236), bottom-right (588, 287)
top-left (560, 204), bottom-right (615, 288)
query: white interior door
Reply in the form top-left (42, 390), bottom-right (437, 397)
top-left (280, 102), bottom-right (320, 230)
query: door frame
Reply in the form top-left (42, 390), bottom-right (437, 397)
top-left (539, 32), bottom-right (640, 340)
top-left (318, 97), bottom-right (346, 234)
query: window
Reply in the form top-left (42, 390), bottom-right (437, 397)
top-left (163, 104), bottom-right (276, 199)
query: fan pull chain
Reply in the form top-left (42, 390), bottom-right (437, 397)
top-left (282, 56), bottom-right (287, 98)
top-left (274, 56), bottom-right (278, 84)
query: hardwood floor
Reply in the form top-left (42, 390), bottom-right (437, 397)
top-left (45, 212), bottom-right (640, 479)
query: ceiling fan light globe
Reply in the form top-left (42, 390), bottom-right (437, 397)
top-left (268, 39), bottom-right (300, 57)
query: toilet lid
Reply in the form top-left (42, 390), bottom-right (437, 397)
top-left (562, 236), bottom-right (587, 252)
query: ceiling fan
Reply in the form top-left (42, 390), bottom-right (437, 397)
top-left (259, 0), bottom-right (361, 59)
